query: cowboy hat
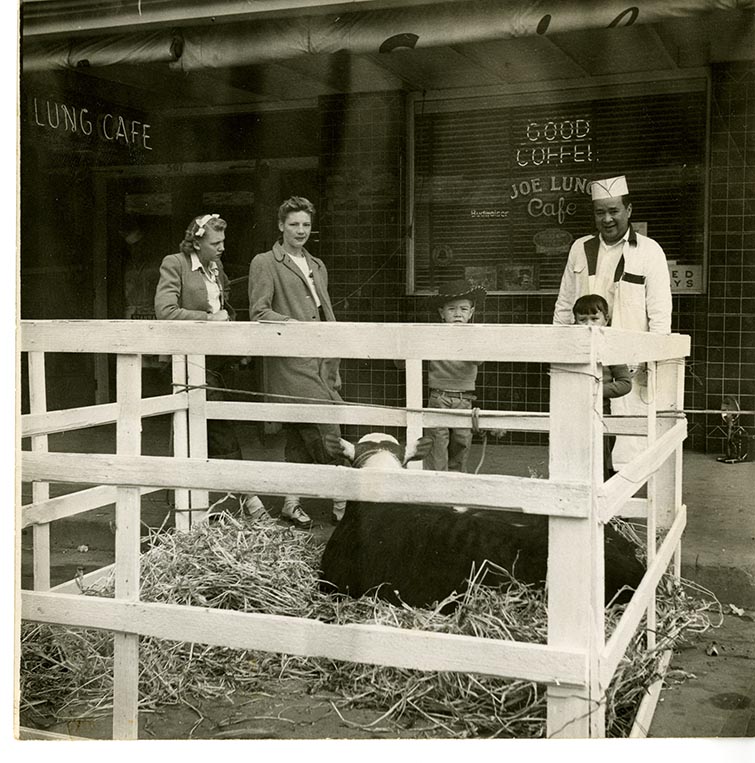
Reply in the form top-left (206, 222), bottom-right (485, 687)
top-left (431, 279), bottom-right (486, 309)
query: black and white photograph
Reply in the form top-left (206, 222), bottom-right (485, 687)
top-left (13, 0), bottom-right (755, 750)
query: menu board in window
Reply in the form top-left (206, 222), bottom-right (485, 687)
top-left (410, 78), bottom-right (708, 294)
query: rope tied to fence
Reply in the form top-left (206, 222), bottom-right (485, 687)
top-left (470, 407), bottom-right (489, 475)
top-left (172, 380), bottom-right (700, 419)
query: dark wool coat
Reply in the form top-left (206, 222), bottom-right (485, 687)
top-left (249, 241), bottom-right (341, 403)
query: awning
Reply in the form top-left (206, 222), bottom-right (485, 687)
top-left (22, 31), bottom-right (182, 72)
top-left (21, 0), bottom-right (755, 71)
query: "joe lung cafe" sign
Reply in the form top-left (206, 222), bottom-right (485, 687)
top-left (28, 94), bottom-right (153, 154)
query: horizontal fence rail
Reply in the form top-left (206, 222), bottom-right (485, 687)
top-left (21, 319), bottom-right (690, 364)
top-left (20, 398), bottom-right (656, 443)
top-left (601, 506), bottom-right (688, 685)
top-left (598, 420), bottom-right (688, 523)
top-left (22, 451), bottom-right (591, 517)
top-left (52, 563), bottom-right (115, 594)
top-left (21, 393), bottom-right (187, 438)
top-left (207, 401), bottom-right (650, 436)
top-left (23, 591), bottom-right (587, 687)
top-left (22, 485), bottom-right (162, 528)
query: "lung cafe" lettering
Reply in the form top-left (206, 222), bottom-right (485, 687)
top-left (31, 96), bottom-right (152, 150)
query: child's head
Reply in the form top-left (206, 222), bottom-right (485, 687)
top-left (439, 297), bottom-right (475, 324)
top-left (573, 294), bottom-right (609, 327)
top-left (433, 280), bottom-right (485, 324)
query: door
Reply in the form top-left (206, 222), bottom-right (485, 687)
top-left (96, 160), bottom-right (319, 400)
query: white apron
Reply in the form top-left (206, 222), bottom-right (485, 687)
top-left (610, 274), bottom-right (650, 468)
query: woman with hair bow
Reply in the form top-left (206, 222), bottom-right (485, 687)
top-left (155, 213), bottom-right (266, 519)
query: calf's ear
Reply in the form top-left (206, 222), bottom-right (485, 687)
top-left (403, 435), bottom-right (433, 464)
top-left (324, 433), bottom-right (355, 461)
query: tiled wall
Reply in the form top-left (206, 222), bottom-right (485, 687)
top-left (318, 65), bottom-right (755, 455)
top-left (318, 92), bottom-right (408, 439)
top-left (682, 62), bottom-right (755, 455)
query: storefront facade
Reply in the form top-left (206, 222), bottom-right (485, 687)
top-left (20, 0), bottom-right (755, 453)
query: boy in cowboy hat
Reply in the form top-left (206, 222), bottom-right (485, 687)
top-left (424, 279), bottom-right (486, 472)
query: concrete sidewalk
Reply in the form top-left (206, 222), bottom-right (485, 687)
top-left (643, 452), bottom-right (754, 738)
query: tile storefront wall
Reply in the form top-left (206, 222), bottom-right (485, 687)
top-left (317, 63), bottom-right (755, 455)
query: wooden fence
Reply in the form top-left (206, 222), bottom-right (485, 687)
top-left (19, 319), bottom-right (690, 739)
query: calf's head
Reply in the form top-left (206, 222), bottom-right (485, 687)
top-left (325, 432), bottom-right (433, 469)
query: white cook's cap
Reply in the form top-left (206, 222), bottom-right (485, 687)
top-left (591, 176), bottom-right (628, 200)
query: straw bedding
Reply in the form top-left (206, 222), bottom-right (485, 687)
top-left (20, 512), bottom-right (721, 738)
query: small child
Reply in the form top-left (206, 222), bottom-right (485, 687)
top-left (424, 279), bottom-right (486, 472)
top-left (572, 294), bottom-right (632, 480)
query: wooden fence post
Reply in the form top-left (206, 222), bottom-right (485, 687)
top-left (645, 361), bottom-right (659, 649)
top-left (653, 359), bottom-right (685, 531)
top-left (187, 354), bottom-right (209, 524)
top-left (547, 354), bottom-right (605, 738)
top-left (172, 355), bottom-right (191, 532)
top-left (113, 353), bottom-right (142, 739)
top-left (654, 358), bottom-right (685, 579)
top-left (405, 359), bottom-right (423, 470)
top-left (672, 361), bottom-right (684, 582)
top-left (28, 352), bottom-right (50, 592)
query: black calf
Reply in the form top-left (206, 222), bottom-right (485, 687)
top-left (319, 503), bottom-right (644, 611)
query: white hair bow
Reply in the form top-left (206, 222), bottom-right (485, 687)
top-left (195, 213), bottom-right (219, 238)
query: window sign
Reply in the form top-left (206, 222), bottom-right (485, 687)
top-left (409, 79), bottom-right (708, 294)
top-left (29, 95), bottom-right (153, 150)
top-left (669, 264), bottom-right (703, 291)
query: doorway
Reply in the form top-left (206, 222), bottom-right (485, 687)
top-left (95, 158), bottom-right (320, 401)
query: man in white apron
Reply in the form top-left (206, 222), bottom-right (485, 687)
top-left (553, 175), bottom-right (673, 469)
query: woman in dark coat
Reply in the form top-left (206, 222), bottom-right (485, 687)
top-left (249, 197), bottom-right (346, 527)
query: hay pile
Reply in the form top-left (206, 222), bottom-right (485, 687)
top-left (20, 513), bottom-right (721, 738)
